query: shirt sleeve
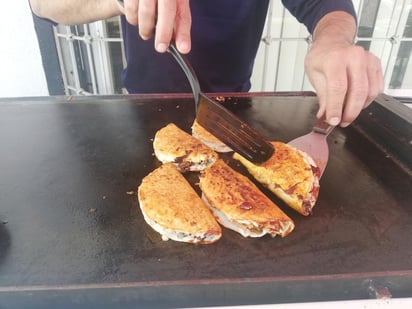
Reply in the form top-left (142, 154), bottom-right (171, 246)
top-left (281, 0), bottom-right (357, 34)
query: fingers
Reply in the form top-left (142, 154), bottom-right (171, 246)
top-left (138, 0), bottom-right (157, 40)
top-left (154, 0), bottom-right (176, 52)
top-left (311, 75), bottom-right (327, 119)
top-left (340, 47), bottom-right (368, 126)
top-left (308, 45), bottom-right (384, 128)
top-left (155, 0), bottom-right (191, 53)
top-left (117, 0), bottom-right (126, 15)
top-left (324, 59), bottom-right (348, 126)
top-left (174, 0), bottom-right (191, 53)
top-left (365, 54), bottom-right (384, 108)
top-left (122, 0), bottom-right (191, 54)
top-left (340, 50), bottom-right (383, 127)
top-left (316, 95), bottom-right (327, 119)
top-left (123, 0), bottom-right (139, 26)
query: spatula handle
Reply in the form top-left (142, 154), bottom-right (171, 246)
top-left (167, 44), bottom-right (201, 111)
top-left (313, 117), bottom-right (335, 136)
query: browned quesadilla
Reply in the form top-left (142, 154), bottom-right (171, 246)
top-left (153, 123), bottom-right (218, 172)
top-left (191, 119), bottom-right (232, 153)
top-left (233, 141), bottom-right (320, 216)
top-left (199, 159), bottom-right (295, 238)
top-left (138, 163), bottom-right (222, 244)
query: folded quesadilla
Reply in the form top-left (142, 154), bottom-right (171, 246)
top-left (191, 119), bottom-right (232, 153)
top-left (138, 163), bottom-right (222, 244)
top-left (233, 141), bottom-right (320, 216)
top-left (153, 123), bottom-right (218, 172)
top-left (199, 159), bottom-right (295, 238)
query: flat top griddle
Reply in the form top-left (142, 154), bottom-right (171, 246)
top-left (0, 92), bottom-right (411, 308)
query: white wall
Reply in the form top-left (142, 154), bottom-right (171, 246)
top-left (0, 1), bottom-right (48, 98)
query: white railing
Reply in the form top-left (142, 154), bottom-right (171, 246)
top-left (251, 0), bottom-right (412, 93)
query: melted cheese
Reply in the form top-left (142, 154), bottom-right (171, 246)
top-left (137, 163), bottom-right (222, 244)
top-left (191, 119), bottom-right (232, 153)
top-left (153, 123), bottom-right (218, 171)
top-left (140, 207), bottom-right (221, 243)
top-left (233, 141), bottom-right (320, 216)
top-left (199, 159), bottom-right (295, 238)
top-left (202, 195), bottom-right (267, 238)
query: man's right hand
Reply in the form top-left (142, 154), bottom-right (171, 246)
top-left (120, 0), bottom-right (192, 54)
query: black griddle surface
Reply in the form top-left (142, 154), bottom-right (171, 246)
top-left (0, 93), bottom-right (411, 307)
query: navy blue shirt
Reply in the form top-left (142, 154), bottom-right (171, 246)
top-left (121, 0), bottom-right (356, 94)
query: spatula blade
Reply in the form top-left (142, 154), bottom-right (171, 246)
top-left (167, 43), bottom-right (274, 163)
top-left (288, 118), bottom-right (334, 177)
top-left (288, 132), bottom-right (329, 176)
top-left (196, 94), bottom-right (274, 163)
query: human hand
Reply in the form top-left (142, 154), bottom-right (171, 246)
top-left (305, 42), bottom-right (383, 127)
top-left (119, 0), bottom-right (191, 54)
top-left (305, 10), bottom-right (384, 128)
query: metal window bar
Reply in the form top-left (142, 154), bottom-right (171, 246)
top-left (54, 20), bottom-right (125, 95)
top-left (55, 26), bottom-right (92, 95)
top-left (383, 0), bottom-right (410, 87)
top-left (53, 27), bottom-right (69, 96)
top-left (255, 0), bottom-right (412, 93)
top-left (258, 1), bottom-right (313, 92)
top-left (300, 37), bottom-right (312, 92)
top-left (55, 33), bottom-right (123, 43)
top-left (119, 16), bottom-right (127, 75)
top-left (67, 30), bottom-right (82, 94)
top-left (388, 0), bottom-right (411, 89)
top-left (94, 21), bottom-right (115, 94)
top-left (273, 6), bottom-right (287, 92)
top-left (66, 86), bottom-right (93, 96)
top-left (82, 24), bottom-right (98, 94)
top-left (356, 0), bottom-right (365, 22)
top-left (260, 0), bottom-right (273, 92)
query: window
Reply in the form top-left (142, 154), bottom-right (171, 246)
top-left (53, 0), bottom-right (412, 96)
top-left (389, 7), bottom-right (412, 89)
top-left (251, 0), bottom-right (412, 95)
top-left (54, 16), bottom-right (125, 95)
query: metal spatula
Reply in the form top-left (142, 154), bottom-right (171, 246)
top-left (287, 117), bottom-right (335, 177)
top-left (116, 1), bottom-right (273, 163)
top-left (168, 44), bottom-right (274, 163)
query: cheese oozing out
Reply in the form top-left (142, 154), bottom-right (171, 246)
top-left (153, 150), bottom-right (216, 172)
top-left (192, 132), bottom-right (233, 153)
top-left (233, 142), bottom-right (320, 216)
top-left (191, 120), bottom-right (233, 153)
top-left (295, 148), bottom-right (320, 208)
top-left (140, 201), bottom-right (221, 244)
top-left (202, 194), bottom-right (293, 238)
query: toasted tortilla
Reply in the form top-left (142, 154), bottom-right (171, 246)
top-left (138, 163), bottom-right (222, 244)
top-left (191, 119), bottom-right (232, 153)
top-left (233, 141), bottom-right (320, 216)
top-left (199, 159), bottom-right (294, 238)
top-left (153, 123), bottom-right (218, 172)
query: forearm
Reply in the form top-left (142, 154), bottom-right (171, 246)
top-left (29, 0), bottom-right (123, 25)
top-left (312, 11), bottom-right (357, 47)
